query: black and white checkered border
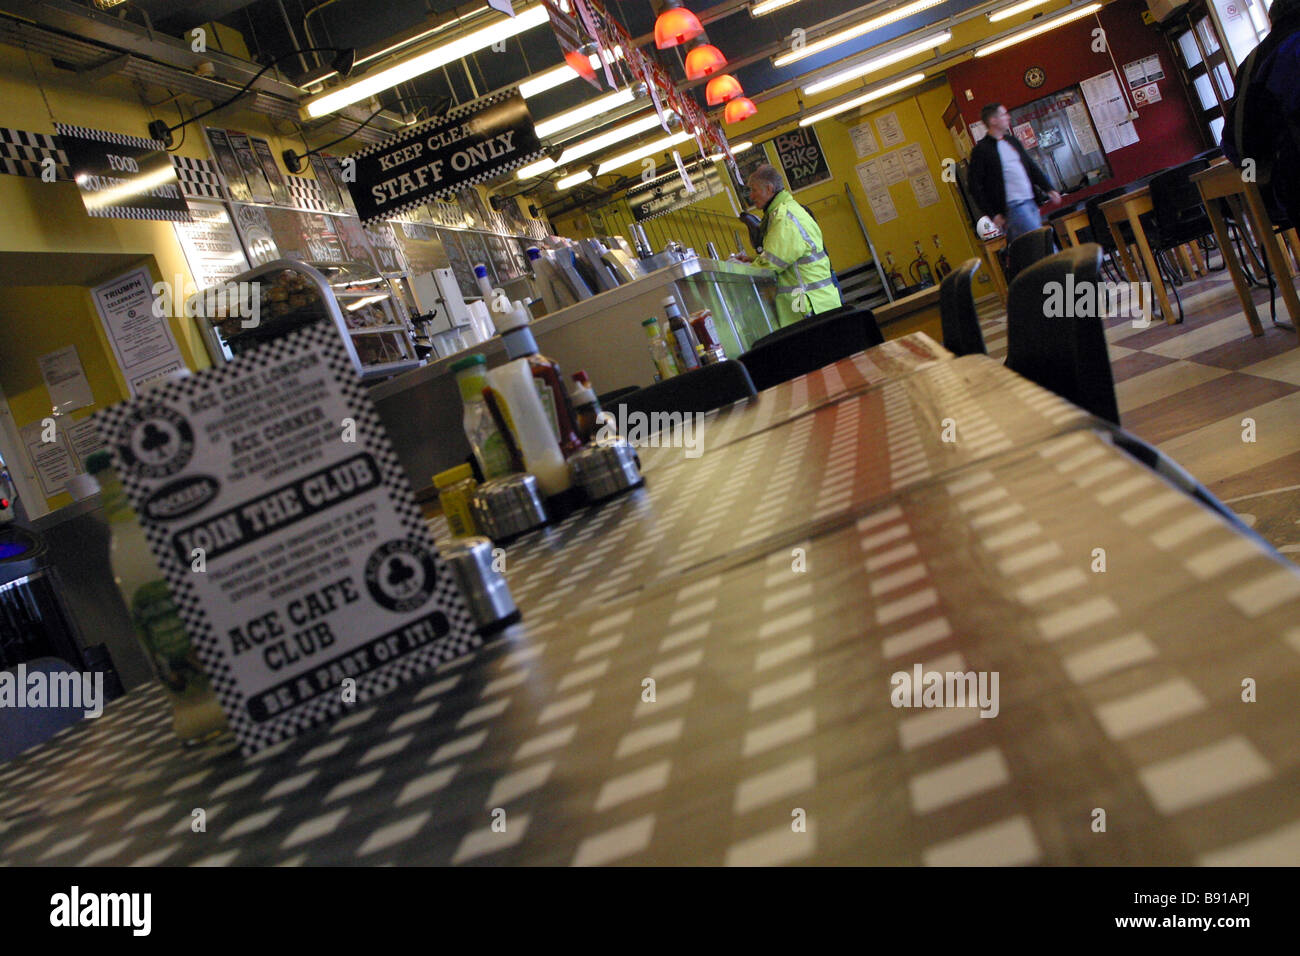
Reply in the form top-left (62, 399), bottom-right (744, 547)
top-left (54, 122), bottom-right (167, 151)
top-left (171, 155), bottom-right (228, 202)
top-left (348, 90), bottom-right (522, 162)
top-left (93, 322), bottom-right (479, 755)
top-left (0, 127), bottom-right (70, 180)
top-left (286, 174), bottom-right (330, 213)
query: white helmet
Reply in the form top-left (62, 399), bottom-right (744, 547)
top-left (976, 216), bottom-right (1002, 240)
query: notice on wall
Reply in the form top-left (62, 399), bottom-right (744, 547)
top-left (231, 203), bottom-right (279, 266)
top-left (67, 417), bottom-right (105, 464)
top-left (173, 201), bottom-right (250, 291)
top-left (91, 268), bottom-right (188, 397)
top-left (878, 152), bottom-right (907, 185)
top-left (307, 153), bottom-right (345, 213)
top-left (1123, 54), bottom-right (1164, 89)
top-left (249, 136), bottom-right (290, 206)
top-left (226, 131), bottom-right (274, 204)
top-left (856, 159), bottom-right (884, 194)
top-left (850, 122), bottom-right (879, 157)
top-left (1066, 102), bottom-right (1101, 155)
top-left (1133, 82), bottom-right (1162, 106)
top-left (866, 189), bottom-right (898, 225)
top-left (55, 125), bottom-right (191, 223)
top-left (900, 143), bottom-right (928, 176)
top-left (203, 128), bottom-right (252, 203)
top-left (771, 126), bottom-right (833, 192)
top-left (20, 420), bottom-right (78, 498)
top-left (1013, 122), bottom-right (1038, 150)
top-left (1081, 71), bottom-right (1139, 152)
top-left (92, 322), bottom-right (480, 754)
top-left (876, 111), bottom-right (905, 148)
top-left (39, 346), bottom-right (94, 414)
top-left (910, 172), bottom-right (940, 208)
top-left (969, 120), bottom-right (988, 143)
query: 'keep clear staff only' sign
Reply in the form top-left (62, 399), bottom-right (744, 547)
top-left (93, 324), bottom-right (480, 754)
top-left (345, 90), bottom-right (544, 226)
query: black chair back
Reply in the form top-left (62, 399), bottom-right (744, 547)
top-left (618, 359), bottom-right (757, 418)
top-left (739, 308), bottom-right (883, 391)
top-left (1005, 226), bottom-right (1057, 283)
top-left (1084, 187), bottom-right (1128, 252)
top-left (1148, 159), bottom-right (1213, 247)
top-left (939, 258), bottom-right (986, 357)
top-left (1005, 243), bottom-right (1120, 425)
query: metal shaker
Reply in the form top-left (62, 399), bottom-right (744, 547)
top-left (440, 536), bottom-right (521, 635)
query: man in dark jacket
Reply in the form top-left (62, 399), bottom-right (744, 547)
top-left (1222, 0), bottom-right (1300, 228)
top-left (968, 103), bottom-right (1061, 242)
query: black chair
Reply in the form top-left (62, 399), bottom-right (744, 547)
top-left (1145, 158), bottom-right (1225, 318)
top-left (1083, 186), bottom-right (1134, 283)
top-left (617, 359), bottom-right (757, 418)
top-left (939, 258), bottom-right (986, 357)
top-left (739, 308), bottom-right (884, 392)
top-left (1005, 243), bottom-right (1120, 426)
top-left (1005, 226), bottom-right (1057, 284)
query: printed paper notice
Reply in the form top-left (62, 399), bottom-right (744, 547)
top-left (970, 121), bottom-right (987, 143)
top-left (20, 420), bottom-right (78, 498)
top-left (867, 190), bottom-right (898, 224)
top-left (900, 143), bottom-right (927, 176)
top-left (39, 346), bottom-right (94, 413)
top-left (1134, 82), bottom-right (1162, 106)
top-left (856, 159), bottom-right (884, 194)
top-left (91, 268), bottom-right (188, 397)
top-left (67, 417), bottom-right (105, 464)
top-left (878, 152), bottom-right (907, 185)
top-left (93, 321), bottom-right (479, 754)
top-left (1123, 54), bottom-right (1164, 88)
top-left (910, 172), bottom-right (940, 208)
top-left (1081, 71), bottom-right (1139, 153)
top-left (1066, 103), bottom-right (1101, 155)
top-left (851, 122), bottom-right (879, 157)
top-left (876, 112), bottom-right (905, 148)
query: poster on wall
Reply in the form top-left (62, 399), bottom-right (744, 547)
top-left (92, 322), bottom-right (480, 755)
top-left (90, 268), bottom-right (188, 397)
top-left (1133, 83), bottom-right (1162, 106)
top-left (772, 127), bottom-right (832, 192)
top-left (876, 112), bottom-right (905, 148)
top-left (856, 159), bottom-right (884, 194)
top-left (231, 203), bottom-right (280, 266)
top-left (878, 152), bottom-right (906, 185)
top-left (866, 190), bottom-right (898, 225)
top-left (226, 131), bottom-right (274, 204)
top-left (249, 137), bottom-right (290, 205)
top-left (910, 172), bottom-right (940, 208)
top-left (38, 346), bottom-right (94, 414)
top-left (203, 128), bottom-right (252, 202)
top-left (850, 122), bottom-right (879, 157)
top-left (1080, 71), bottom-right (1139, 152)
top-left (19, 420), bottom-right (78, 498)
top-left (1122, 54), bottom-right (1164, 89)
top-left (1013, 122), bottom-right (1038, 149)
top-left (900, 143), bottom-right (928, 176)
top-left (67, 418), bottom-right (105, 464)
top-left (307, 153), bottom-right (345, 212)
top-left (173, 201), bottom-right (250, 291)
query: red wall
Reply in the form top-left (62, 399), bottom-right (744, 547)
top-left (946, 0), bottom-right (1207, 205)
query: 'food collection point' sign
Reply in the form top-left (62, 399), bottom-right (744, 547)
top-left (95, 322), bottom-right (479, 753)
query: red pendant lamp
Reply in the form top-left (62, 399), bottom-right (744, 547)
top-left (705, 73), bottom-right (743, 105)
top-left (723, 96), bottom-right (757, 124)
top-left (655, 2), bottom-right (704, 49)
top-left (684, 43), bottom-right (726, 80)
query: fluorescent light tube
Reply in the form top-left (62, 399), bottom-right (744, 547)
top-left (516, 111), bottom-right (664, 179)
top-left (707, 140), bottom-right (755, 161)
top-left (533, 87), bottom-right (637, 139)
top-left (773, 0), bottom-right (946, 68)
top-left (798, 72), bottom-right (927, 126)
top-left (518, 45), bottom-right (624, 98)
top-left (303, 5), bottom-right (549, 118)
top-left (555, 170), bottom-right (593, 189)
top-left (987, 0), bottom-right (1050, 22)
top-left (975, 3), bottom-right (1102, 57)
top-left (750, 0), bottom-right (801, 14)
top-left (597, 131), bottom-right (692, 174)
top-left (803, 30), bottom-right (950, 95)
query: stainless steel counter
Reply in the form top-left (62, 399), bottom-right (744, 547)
top-left (371, 257), bottom-right (776, 493)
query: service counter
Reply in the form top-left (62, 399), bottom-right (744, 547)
top-left (370, 257), bottom-right (777, 495)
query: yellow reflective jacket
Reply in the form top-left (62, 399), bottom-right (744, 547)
top-left (753, 189), bottom-right (842, 327)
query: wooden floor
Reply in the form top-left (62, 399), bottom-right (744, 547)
top-left (977, 268), bottom-right (1300, 563)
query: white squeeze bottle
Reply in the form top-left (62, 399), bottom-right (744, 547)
top-left (485, 300), bottom-right (572, 497)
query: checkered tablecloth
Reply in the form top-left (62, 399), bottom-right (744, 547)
top-left (3, 339), bottom-right (1297, 865)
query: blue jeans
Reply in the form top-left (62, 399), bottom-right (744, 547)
top-left (1004, 199), bottom-right (1043, 243)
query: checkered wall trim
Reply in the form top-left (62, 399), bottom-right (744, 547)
top-left (172, 155), bottom-right (228, 202)
top-left (53, 123), bottom-right (166, 150)
top-left (0, 127), bottom-right (69, 180)
top-left (286, 174), bottom-right (330, 213)
top-left (92, 322), bottom-right (480, 754)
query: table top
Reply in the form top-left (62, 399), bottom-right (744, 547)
top-left (1100, 187), bottom-right (1152, 216)
top-left (3, 337), bottom-right (1298, 867)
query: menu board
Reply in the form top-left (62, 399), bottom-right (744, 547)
top-left (92, 322), bottom-right (480, 754)
top-left (487, 235), bottom-right (520, 282)
top-left (364, 222), bottom-right (409, 275)
top-left (308, 154), bottom-right (345, 213)
top-left (321, 154), bottom-right (358, 215)
top-left (334, 214), bottom-right (379, 270)
top-left (173, 201), bottom-right (250, 290)
top-left (265, 208), bottom-right (346, 264)
top-left (771, 127), bottom-right (832, 192)
top-left (396, 221), bottom-right (450, 276)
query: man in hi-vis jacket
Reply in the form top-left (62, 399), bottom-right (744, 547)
top-left (736, 164), bottom-right (841, 327)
